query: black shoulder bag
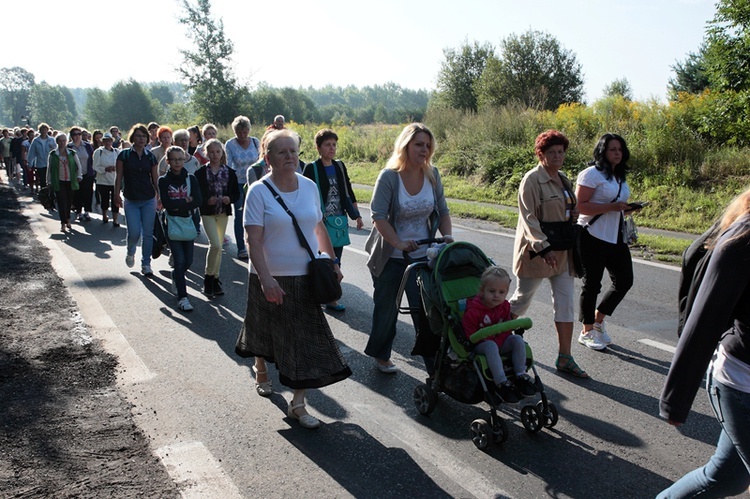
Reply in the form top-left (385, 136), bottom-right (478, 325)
top-left (539, 176), bottom-right (579, 251)
top-left (262, 180), bottom-right (342, 304)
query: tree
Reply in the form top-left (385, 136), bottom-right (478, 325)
top-left (178, 0), bottom-right (248, 124)
top-left (435, 40), bottom-right (494, 112)
top-left (668, 47), bottom-right (710, 99)
top-left (0, 67), bottom-right (35, 125)
top-left (703, 0), bottom-right (750, 91)
top-left (109, 79), bottom-right (157, 129)
top-left (603, 78), bottom-right (633, 100)
top-left (149, 84), bottom-right (175, 107)
top-left (83, 88), bottom-right (112, 129)
top-left (475, 30), bottom-right (584, 111)
top-left (29, 82), bottom-right (73, 129)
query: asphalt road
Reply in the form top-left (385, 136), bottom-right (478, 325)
top-left (25, 197), bottom-right (720, 499)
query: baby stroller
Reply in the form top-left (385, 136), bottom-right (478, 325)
top-left (396, 239), bottom-right (558, 450)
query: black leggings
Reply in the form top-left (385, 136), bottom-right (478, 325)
top-left (578, 228), bottom-right (634, 324)
top-left (96, 184), bottom-right (117, 215)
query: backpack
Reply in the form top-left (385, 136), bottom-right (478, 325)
top-left (677, 221), bottom-right (721, 337)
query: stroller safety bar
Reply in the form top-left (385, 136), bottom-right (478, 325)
top-left (469, 317), bottom-right (533, 344)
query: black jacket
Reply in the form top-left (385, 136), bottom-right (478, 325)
top-left (302, 159), bottom-right (360, 220)
top-left (194, 164), bottom-right (240, 216)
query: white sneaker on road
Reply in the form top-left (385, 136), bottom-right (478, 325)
top-left (178, 297), bottom-right (193, 312)
top-left (594, 322), bottom-right (612, 345)
top-left (578, 329), bottom-right (607, 350)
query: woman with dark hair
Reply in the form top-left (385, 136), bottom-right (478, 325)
top-left (187, 125), bottom-right (202, 156)
top-left (303, 128), bottom-right (363, 312)
top-left (114, 124), bottom-right (160, 276)
top-left (656, 186), bottom-right (750, 498)
top-left (365, 123), bottom-right (453, 374)
top-left (509, 130), bottom-right (586, 377)
top-left (575, 133), bottom-right (642, 350)
top-left (91, 130), bottom-right (104, 151)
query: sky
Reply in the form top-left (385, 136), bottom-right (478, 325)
top-left (4, 0), bottom-right (716, 103)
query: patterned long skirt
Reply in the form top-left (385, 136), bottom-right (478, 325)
top-left (236, 273), bottom-right (352, 389)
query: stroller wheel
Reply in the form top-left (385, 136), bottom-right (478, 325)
top-left (520, 404), bottom-right (544, 433)
top-left (537, 401), bottom-right (559, 428)
top-left (470, 419), bottom-right (492, 450)
top-left (492, 417), bottom-right (509, 444)
top-left (413, 384), bottom-right (438, 416)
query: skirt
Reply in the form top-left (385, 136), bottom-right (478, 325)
top-left (236, 273), bottom-right (352, 389)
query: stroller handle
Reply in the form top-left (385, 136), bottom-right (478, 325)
top-left (401, 237), bottom-right (447, 261)
top-left (469, 317), bottom-right (533, 344)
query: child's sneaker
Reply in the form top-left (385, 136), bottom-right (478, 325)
top-left (497, 380), bottom-right (521, 404)
top-left (578, 329), bottom-right (607, 350)
top-left (515, 373), bottom-right (536, 397)
top-left (594, 322), bottom-right (612, 345)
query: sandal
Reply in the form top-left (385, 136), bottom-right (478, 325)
top-left (555, 354), bottom-right (589, 378)
top-left (252, 365), bottom-right (273, 397)
top-left (287, 402), bottom-right (320, 429)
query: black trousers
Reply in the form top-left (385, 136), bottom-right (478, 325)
top-left (74, 176), bottom-right (95, 214)
top-left (578, 228), bottom-right (634, 324)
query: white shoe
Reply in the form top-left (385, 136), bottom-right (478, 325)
top-left (594, 322), bottom-right (612, 345)
top-left (178, 297), bottom-right (193, 312)
top-left (578, 329), bottom-right (607, 350)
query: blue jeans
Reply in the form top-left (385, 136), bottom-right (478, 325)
top-left (365, 258), bottom-right (434, 371)
top-left (124, 197), bottom-right (157, 267)
top-left (657, 374), bottom-right (750, 498)
top-left (234, 187), bottom-right (246, 254)
top-left (167, 237), bottom-right (194, 299)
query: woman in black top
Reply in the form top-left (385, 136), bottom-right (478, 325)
top-left (657, 187), bottom-right (750, 498)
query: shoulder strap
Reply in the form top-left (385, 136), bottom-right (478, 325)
top-left (262, 180), bottom-right (315, 260)
top-left (312, 160), bottom-right (325, 214)
top-left (586, 180), bottom-right (623, 228)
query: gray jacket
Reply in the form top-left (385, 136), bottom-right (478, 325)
top-left (365, 167), bottom-right (450, 277)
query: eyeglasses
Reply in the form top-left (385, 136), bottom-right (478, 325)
top-left (132, 134), bottom-right (147, 139)
top-left (71, 132), bottom-right (81, 136)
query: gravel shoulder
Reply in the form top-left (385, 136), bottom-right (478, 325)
top-left (0, 178), bottom-right (178, 498)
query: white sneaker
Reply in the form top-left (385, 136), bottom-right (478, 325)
top-left (578, 329), bottom-right (607, 350)
top-left (141, 265), bottom-right (153, 276)
top-left (594, 322), bottom-right (612, 345)
top-left (178, 297), bottom-right (193, 312)
top-left (125, 253), bottom-right (135, 268)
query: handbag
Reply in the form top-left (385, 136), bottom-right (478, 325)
top-left (165, 177), bottom-right (198, 241)
top-left (313, 161), bottom-right (351, 247)
top-left (622, 215), bottom-right (638, 245)
top-left (263, 180), bottom-right (342, 304)
top-left (539, 221), bottom-right (580, 251)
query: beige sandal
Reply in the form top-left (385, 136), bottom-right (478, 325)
top-left (252, 365), bottom-right (273, 397)
top-left (287, 403), bottom-right (320, 429)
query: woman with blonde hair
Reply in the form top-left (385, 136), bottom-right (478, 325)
top-left (657, 186), bottom-right (750, 498)
top-left (364, 123), bottom-right (454, 374)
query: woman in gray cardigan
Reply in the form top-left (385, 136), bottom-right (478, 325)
top-left (364, 123), bottom-right (453, 374)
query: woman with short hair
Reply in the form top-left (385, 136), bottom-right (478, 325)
top-left (114, 124), bottom-right (160, 276)
top-left (238, 129), bottom-right (350, 429)
top-left (508, 130), bottom-right (586, 377)
top-left (225, 115), bottom-right (260, 260)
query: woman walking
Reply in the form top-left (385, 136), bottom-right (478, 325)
top-left (47, 134), bottom-right (82, 232)
top-left (114, 124), bottom-right (160, 276)
top-left (237, 129), bottom-right (350, 429)
top-left (657, 187), bottom-right (750, 498)
top-left (93, 132), bottom-right (120, 225)
top-left (195, 138), bottom-right (240, 297)
top-left (575, 133), bottom-right (641, 350)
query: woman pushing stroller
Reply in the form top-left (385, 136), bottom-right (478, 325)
top-left (462, 266), bottom-right (537, 404)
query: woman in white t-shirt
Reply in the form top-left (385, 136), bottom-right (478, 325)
top-left (364, 123), bottom-right (454, 375)
top-left (237, 129), bottom-right (351, 430)
top-left (575, 133), bottom-right (643, 350)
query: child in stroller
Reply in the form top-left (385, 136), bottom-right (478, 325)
top-left (462, 266), bottom-right (536, 404)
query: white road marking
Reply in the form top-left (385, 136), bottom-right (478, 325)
top-left (156, 441), bottom-right (243, 498)
top-left (24, 205), bottom-right (154, 384)
top-left (351, 403), bottom-right (511, 499)
top-left (638, 339), bottom-right (677, 354)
